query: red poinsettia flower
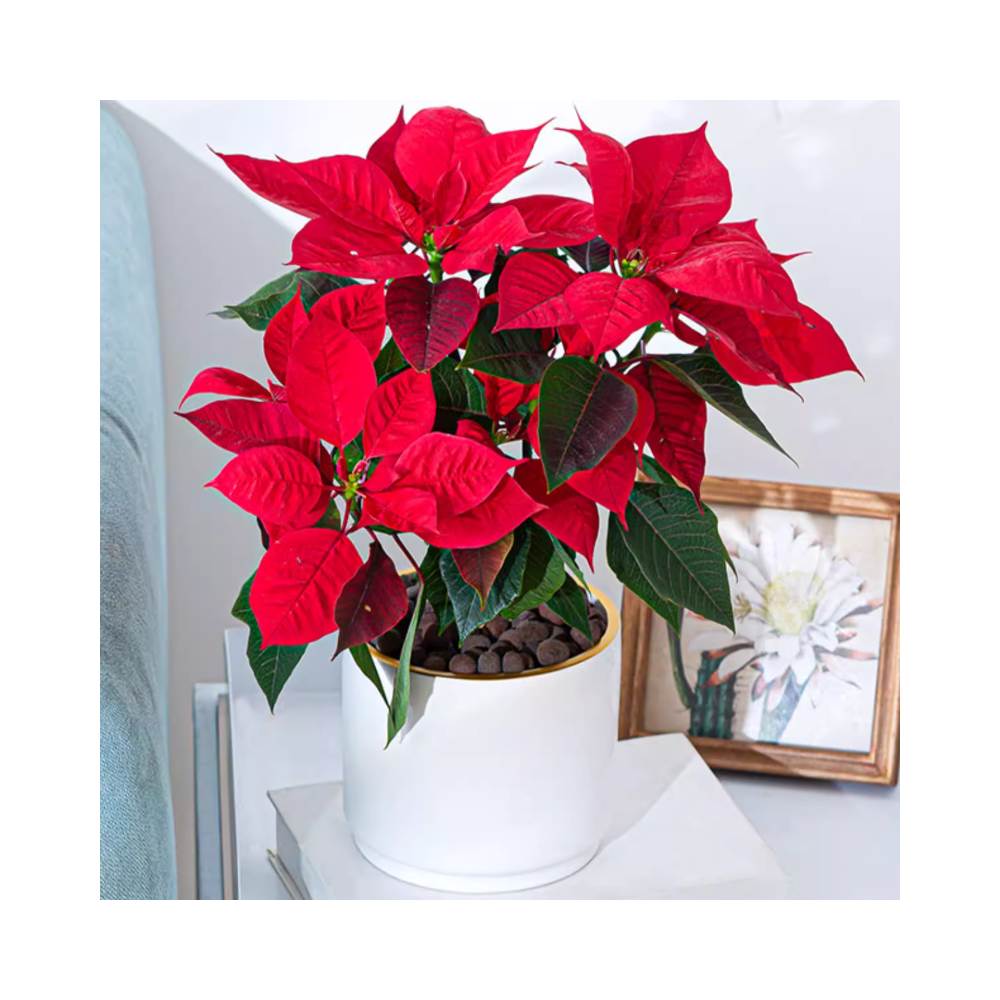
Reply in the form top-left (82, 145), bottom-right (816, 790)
top-left (495, 114), bottom-right (859, 390)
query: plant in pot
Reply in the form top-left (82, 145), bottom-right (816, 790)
top-left (179, 106), bottom-right (859, 892)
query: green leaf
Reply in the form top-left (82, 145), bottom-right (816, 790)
top-left (537, 356), bottom-right (637, 488)
top-left (350, 644), bottom-right (390, 710)
top-left (311, 496), bottom-right (342, 531)
top-left (386, 587), bottom-right (424, 747)
top-left (375, 338), bottom-right (409, 381)
top-left (546, 577), bottom-right (591, 635)
top-left (431, 356), bottom-right (489, 433)
top-left (550, 537), bottom-right (592, 593)
top-left (501, 525), bottom-right (566, 619)
top-left (420, 547), bottom-right (454, 631)
top-left (214, 270), bottom-right (356, 331)
top-left (459, 306), bottom-right (553, 385)
top-left (650, 354), bottom-right (792, 461)
top-left (640, 454), bottom-right (677, 486)
top-left (231, 574), bottom-right (307, 710)
top-left (621, 481), bottom-right (734, 630)
top-left (440, 534), bottom-right (530, 640)
top-left (607, 517), bottom-right (681, 632)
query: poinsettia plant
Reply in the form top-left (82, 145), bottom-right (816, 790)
top-left (179, 106), bottom-right (859, 744)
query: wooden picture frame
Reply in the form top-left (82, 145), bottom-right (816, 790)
top-left (619, 476), bottom-right (900, 785)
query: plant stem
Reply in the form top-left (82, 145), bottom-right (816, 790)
top-left (393, 535), bottom-right (424, 585)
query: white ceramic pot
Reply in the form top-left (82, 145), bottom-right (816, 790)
top-left (341, 587), bottom-right (621, 893)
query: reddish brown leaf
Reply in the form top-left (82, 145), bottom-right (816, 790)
top-left (452, 534), bottom-right (515, 608)
top-left (334, 540), bottom-right (409, 655)
top-left (385, 275), bottom-right (480, 371)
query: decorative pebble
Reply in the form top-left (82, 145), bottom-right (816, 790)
top-left (410, 645), bottom-right (428, 666)
top-left (490, 640), bottom-right (514, 656)
top-left (514, 610), bottom-right (538, 625)
top-left (424, 653), bottom-right (448, 672)
top-left (498, 629), bottom-right (525, 649)
top-left (449, 653), bottom-right (477, 674)
top-left (461, 634), bottom-right (491, 654)
top-left (536, 638), bottom-right (571, 666)
top-left (514, 621), bottom-right (550, 644)
top-left (378, 629), bottom-right (403, 658)
top-left (477, 650), bottom-right (501, 674)
top-left (570, 627), bottom-right (593, 650)
top-left (485, 615), bottom-right (510, 638)
top-left (539, 604), bottom-right (565, 626)
top-left (502, 651), bottom-right (528, 673)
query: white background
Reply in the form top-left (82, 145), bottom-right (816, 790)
top-left (110, 99), bottom-right (899, 899)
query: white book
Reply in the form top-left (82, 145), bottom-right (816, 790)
top-left (268, 733), bottom-right (788, 900)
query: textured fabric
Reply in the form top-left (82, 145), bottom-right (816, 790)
top-left (100, 108), bottom-right (177, 899)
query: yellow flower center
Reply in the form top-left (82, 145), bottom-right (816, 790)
top-left (762, 572), bottom-right (823, 635)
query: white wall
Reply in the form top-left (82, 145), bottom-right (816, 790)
top-left (113, 100), bottom-right (899, 898)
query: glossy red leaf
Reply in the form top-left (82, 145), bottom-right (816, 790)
top-left (564, 273), bottom-right (672, 355)
top-left (494, 251), bottom-right (577, 330)
top-left (417, 475), bottom-right (544, 550)
top-left (505, 195), bottom-right (599, 249)
top-left (363, 369), bottom-right (436, 459)
top-left (250, 529), bottom-right (362, 647)
top-left (673, 293), bottom-right (792, 390)
top-left (334, 539), bottom-right (409, 656)
top-left (212, 149), bottom-right (326, 218)
top-left (657, 227), bottom-right (800, 317)
top-left (567, 438), bottom-right (635, 519)
top-left (624, 372), bottom-right (655, 454)
top-left (385, 275), bottom-right (479, 371)
top-left (456, 123), bottom-right (547, 218)
top-left (180, 367), bottom-right (270, 407)
top-left (264, 288), bottom-right (310, 383)
top-left (394, 107), bottom-right (489, 203)
top-left (560, 126), bottom-right (633, 251)
top-left (392, 431), bottom-right (519, 516)
top-left (627, 362), bottom-right (707, 503)
top-left (359, 485), bottom-right (439, 533)
top-left (431, 166), bottom-right (468, 227)
top-left (625, 124), bottom-right (731, 254)
top-left (513, 459), bottom-right (599, 569)
top-left (455, 419), bottom-right (496, 449)
top-left (476, 373), bottom-right (535, 421)
top-left (207, 445), bottom-right (328, 524)
top-left (366, 107), bottom-right (418, 206)
top-left (283, 154), bottom-right (412, 239)
top-left (441, 205), bottom-right (533, 274)
top-left (177, 399), bottom-right (325, 464)
top-left (558, 323), bottom-right (593, 357)
top-left (453, 534), bottom-right (515, 607)
top-left (711, 304), bottom-right (861, 384)
top-left (285, 311), bottom-right (376, 449)
top-left (289, 216), bottom-right (426, 280)
top-left (309, 282), bottom-right (387, 360)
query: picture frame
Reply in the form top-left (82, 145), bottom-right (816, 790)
top-left (619, 476), bottom-right (900, 785)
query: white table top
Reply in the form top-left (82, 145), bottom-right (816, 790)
top-left (225, 627), bottom-right (899, 900)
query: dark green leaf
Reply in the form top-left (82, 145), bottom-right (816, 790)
top-left (386, 586), bottom-right (425, 747)
top-left (650, 354), bottom-right (791, 461)
top-left (640, 454), bottom-right (677, 486)
top-left (350, 644), bottom-right (390, 710)
top-left (375, 338), bottom-right (409, 381)
top-left (545, 577), bottom-right (591, 635)
top-left (564, 237), bottom-right (611, 273)
top-left (501, 525), bottom-right (566, 619)
top-left (420, 547), bottom-right (454, 631)
top-left (621, 481), bottom-right (734, 630)
top-left (214, 270), bottom-right (356, 331)
top-left (311, 496), bottom-right (342, 531)
top-left (459, 306), bottom-right (552, 385)
top-left (431, 356), bottom-right (488, 433)
top-left (231, 574), bottom-right (307, 710)
top-left (550, 537), bottom-right (591, 593)
top-left (441, 535), bottom-right (530, 640)
top-left (607, 517), bottom-right (681, 632)
top-left (537, 356), bottom-right (637, 489)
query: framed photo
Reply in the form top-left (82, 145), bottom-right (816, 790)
top-left (619, 476), bottom-right (900, 785)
